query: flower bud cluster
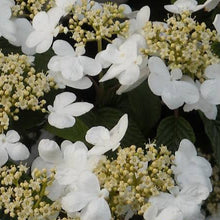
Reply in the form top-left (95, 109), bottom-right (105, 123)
top-left (0, 165), bottom-right (60, 220)
top-left (60, 1), bottom-right (129, 46)
top-left (94, 144), bottom-right (175, 219)
top-left (12, 0), bottom-right (55, 19)
top-left (143, 11), bottom-right (220, 81)
top-left (0, 52), bottom-right (55, 132)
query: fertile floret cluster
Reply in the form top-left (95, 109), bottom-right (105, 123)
top-left (94, 144), bottom-right (175, 219)
top-left (60, 1), bottom-right (129, 46)
top-left (143, 11), bottom-right (220, 81)
top-left (0, 52), bottom-right (55, 132)
top-left (0, 165), bottom-right (60, 220)
top-left (12, 0), bottom-right (55, 19)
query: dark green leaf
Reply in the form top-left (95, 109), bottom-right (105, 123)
top-left (127, 82), bottom-right (161, 136)
top-left (156, 116), bottom-right (196, 151)
top-left (212, 42), bottom-right (220, 58)
top-left (0, 37), bottom-right (22, 54)
top-left (45, 118), bottom-right (89, 143)
top-left (200, 107), bottom-right (220, 165)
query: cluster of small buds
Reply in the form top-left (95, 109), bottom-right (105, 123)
top-left (0, 164), bottom-right (61, 220)
top-left (0, 51), bottom-right (55, 132)
top-left (143, 11), bottom-right (220, 81)
top-left (12, 0), bottom-right (55, 19)
top-left (60, 1), bottom-right (129, 47)
top-left (94, 143), bottom-right (175, 219)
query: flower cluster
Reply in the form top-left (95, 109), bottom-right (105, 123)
top-left (143, 12), bottom-right (220, 81)
top-left (12, 0), bottom-right (55, 19)
top-left (94, 144), bottom-right (175, 218)
top-left (0, 164), bottom-right (60, 220)
top-left (60, 1), bottom-right (129, 46)
top-left (0, 52), bottom-right (54, 131)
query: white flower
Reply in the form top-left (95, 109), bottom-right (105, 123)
top-left (86, 114), bottom-right (128, 156)
top-left (26, 7), bottom-right (63, 53)
top-left (48, 40), bottom-right (101, 83)
top-left (164, 0), bottom-right (204, 14)
top-left (128, 6), bottom-right (150, 35)
top-left (10, 18), bottom-right (36, 55)
top-left (47, 92), bottom-right (93, 129)
top-left (172, 139), bottom-right (212, 192)
top-left (61, 171), bottom-right (111, 220)
top-left (48, 70), bottom-right (92, 89)
top-left (0, 130), bottom-right (30, 167)
top-left (144, 184), bottom-right (208, 220)
top-left (183, 80), bottom-right (217, 120)
top-left (97, 34), bottom-right (147, 86)
top-left (0, 0), bottom-right (16, 42)
top-left (200, 63), bottom-right (220, 105)
top-left (148, 56), bottom-right (199, 110)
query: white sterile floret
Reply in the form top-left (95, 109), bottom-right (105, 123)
top-left (0, 130), bottom-right (30, 167)
top-left (48, 40), bottom-right (101, 85)
top-left (55, 0), bottom-right (76, 15)
top-left (26, 7), bottom-right (63, 53)
top-left (183, 80), bottom-right (218, 120)
top-left (164, 0), bottom-right (204, 14)
top-left (148, 56), bottom-right (199, 110)
top-left (47, 92), bottom-right (93, 129)
top-left (61, 171), bottom-right (111, 220)
top-left (173, 139), bottom-right (212, 192)
top-left (200, 63), bottom-right (220, 105)
top-left (0, 0), bottom-right (16, 42)
top-left (128, 6), bottom-right (150, 35)
top-left (85, 114), bottom-right (128, 156)
top-left (97, 34), bottom-right (147, 86)
top-left (144, 184), bottom-right (208, 220)
top-left (10, 18), bottom-right (36, 55)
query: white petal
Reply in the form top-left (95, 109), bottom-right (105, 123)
top-left (100, 63), bottom-right (127, 82)
top-left (144, 205), bottom-right (158, 220)
top-left (48, 56), bottom-right (61, 71)
top-left (6, 130), bottom-right (20, 143)
top-left (164, 5), bottom-right (180, 14)
top-left (156, 207), bottom-right (183, 220)
top-left (6, 143), bottom-right (30, 161)
top-left (178, 139), bottom-right (197, 158)
top-left (110, 114), bottom-right (128, 149)
top-left (180, 184), bottom-right (210, 203)
top-left (32, 12), bottom-right (50, 31)
top-left (52, 39), bottom-right (75, 56)
top-left (204, 0), bottom-right (220, 12)
top-left (86, 126), bottom-right (111, 146)
top-left (48, 6), bottom-right (63, 27)
top-left (117, 63), bottom-right (140, 85)
top-left (36, 36), bottom-right (53, 53)
top-left (47, 180), bottom-right (65, 201)
top-left (63, 102), bottom-right (93, 117)
top-left (0, 147), bottom-right (8, 167)
top-left (26, 31), bottom-right (46, 48)
top-left (205, 63), bottom-right (220, 79)
top-left (200, 79), bottom-right (220, 104)
top-left (136, 6), bottom-right (150, 29)
top-left (214, 14), bottom-right (220, 33)
top-left (62, 191), bottom-right (90, 213)
top-left (38, 139), bottom-right (63, 163)
top-left (81, 198), bottom-right (111, 220)
top-left (53, 92), bottom-right (76, 110)
top-left (48, 112), bottom-right (76, 128)
top-left (79, 56), bottom-right (102, 76)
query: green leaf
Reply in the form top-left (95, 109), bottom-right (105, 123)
top-left (212, 42), bottom-right (220, 58)
top-left (156, 116), bottom-right (196, 151)
top-left (127, 82), bottom-right (161, 136)
top-left (45, 118), bottom-right (89, 143)
top-left (0, 37), bottom-right (22, 54)
top-left (200, 108), bottom-right (220, 165)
